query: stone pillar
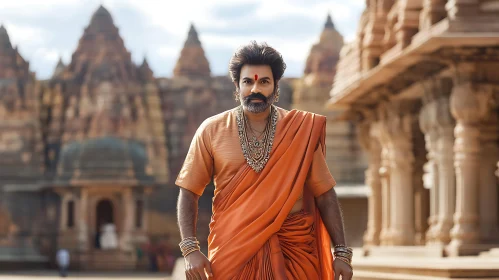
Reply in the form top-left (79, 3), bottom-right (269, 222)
top-left (359, 121), bottom-right (382, 247)
top-left (378, 100), bottom-right (419, 246)
top-left (479, 113), bottom-right (499, 243)
top-left (387, 114), bottom-right (416, 245)
top-left (434, 96), bottom-right (456, 245)
top-left (120, 188), bottom-right (135, 252)
top-left (78, 188), bottom-right (88, 251)
top-left (419, 99), bottom-right (440, 244)
top-left (447, 65), bottom-right (491, 256)
top-left (376, 118), bottom-right (392, 245)
top-left (59, 192), bottom-right (71, 232)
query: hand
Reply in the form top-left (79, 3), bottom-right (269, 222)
top-left (185, 250), bottom-right (213, 280)
top-left (333, 258), bottom-right (353, 280)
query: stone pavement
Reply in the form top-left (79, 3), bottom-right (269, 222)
top-left (0, 271), bottom-right (171, 279)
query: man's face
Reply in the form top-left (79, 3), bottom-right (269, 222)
top-left (236, 64), bottom-right (276, 114)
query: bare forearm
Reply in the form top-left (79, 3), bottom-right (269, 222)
top-left (177, 188), bottom-right (199, 239)
top-left (315, 188), bottom-right (347, 246)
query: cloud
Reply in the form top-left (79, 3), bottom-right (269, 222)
top-left (210, 2), bottom-right (258, 20)
top-left (0, 0), bottom-right (364, 79)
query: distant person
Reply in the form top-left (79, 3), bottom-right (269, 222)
top-left (176, 41), bottom-right (353, 279)
top-left (100, 223), bottom-right (118, 249)
top-left (56, 248), bottom-right (70, 277)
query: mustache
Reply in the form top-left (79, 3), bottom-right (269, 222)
top-left (243, 92), bottom-right (267, 102)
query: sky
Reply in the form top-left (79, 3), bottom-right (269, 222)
top-left (0, 0), bottom-right (365, 80)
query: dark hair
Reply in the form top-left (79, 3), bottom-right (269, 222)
top-left (229, 41), bottom-right (287, 86)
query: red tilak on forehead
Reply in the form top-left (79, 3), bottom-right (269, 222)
top-left (254, 74), bottom-right (258, 81)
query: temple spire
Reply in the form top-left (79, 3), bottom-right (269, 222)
top-left (67, 5), bottom-right (134, 81)
top-left (185, 23), bottom-right (201, 46)
top-left (0, 24), bottom-right (13, 50)
top-left (52, 56), bottom-right (66, 78)
top-left (325, 12), bottom-right (335, 29)
top-left (173, 23), bottom-right (210, 78)
top-left (301, 12), bottom-right (344, 84)
top-left (139, 55), bottom-right (154, 81)
top-left (86, 4), bottom-right (116, 35)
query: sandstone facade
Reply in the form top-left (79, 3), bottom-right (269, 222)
top-left (329, 0), bottom-right (499, 278)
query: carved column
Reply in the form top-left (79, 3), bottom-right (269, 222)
top-left (376, 114), bottom-right (392, 245)
top-left (479, 111), bottom-right (499, 243)
top-left (448, 64), bottom-right (491, 256)
top-left (434, 96), bottom-right (456, 245)
top-left (359, 121), bottom-right (383, 247)
top-left (381, 101), bottom-right (419, 245)
top-left (420, 0), bottom-right (447, 30)
top-left (419, 99), bottom-right (440, 244)
top-left (78, 188), bottom-right (89, 251)
top-left (59, 192), bottom-right (70, 232)
top-left (120, 188), bottom-right (134, 252)
top-left (388, 115), bottom-right (416, 245)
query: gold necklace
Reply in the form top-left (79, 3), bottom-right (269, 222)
top-left (236, 105), bottom-right (278, 173)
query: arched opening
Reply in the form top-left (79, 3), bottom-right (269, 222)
top-left (95, 199), bottom-right (114, 249)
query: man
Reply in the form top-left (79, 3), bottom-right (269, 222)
top-left (176, 41), bottom-right (353, 280)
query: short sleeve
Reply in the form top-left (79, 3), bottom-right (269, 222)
top-left (175, 121), bottom-right (214, 196)
top-left (305, 143), bottom-right (336, 197)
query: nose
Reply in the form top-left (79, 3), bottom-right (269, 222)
top-left (251, 81), bottom-right (261, 93)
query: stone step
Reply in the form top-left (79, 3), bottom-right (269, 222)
top-left (351, 255), bottom-right (499, 279)
top-left (365, 246), bottom-right (445, 258)
top-left (81, 250), bottom-right (136, 271)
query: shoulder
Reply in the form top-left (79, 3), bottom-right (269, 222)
top-left (276, 106), bottom-right (327, 122)
top-left (197, 108), bottom-right (236, 135)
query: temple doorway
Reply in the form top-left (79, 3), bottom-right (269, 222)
top-left (95, 199), bottom-right (114, 249)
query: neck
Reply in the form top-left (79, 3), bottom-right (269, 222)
top-left (243, 105), bottom-right (272, 122)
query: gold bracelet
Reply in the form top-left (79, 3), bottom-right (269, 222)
top-left (179, 237), bottom-right (201, 257)
top-left (182, 247), bottom-right (200, 257)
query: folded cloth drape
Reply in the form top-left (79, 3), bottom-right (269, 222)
top-left (207, 110), bottom-right (333, 279)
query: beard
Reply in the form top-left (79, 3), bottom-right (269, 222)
top-left (240, 90), bottom-right (277, 114)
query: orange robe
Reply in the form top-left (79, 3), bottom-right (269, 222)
top-left (176, 107), bottom-right (336, 279)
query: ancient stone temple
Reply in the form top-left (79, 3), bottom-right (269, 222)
top-left (0, 24), bottom-right (47, 266)
top-left (37, 5), bottom-right (169, 269)
top-left (0, 5), bottom-right (295, 271)
top-left (292, 14), bottom-right (368, 247)
top-left (328, 0), bottom-right (499, 278)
